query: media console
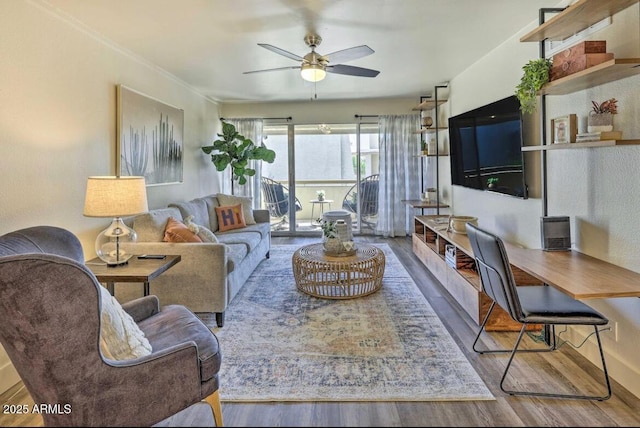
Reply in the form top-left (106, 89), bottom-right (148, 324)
top-left (412, 215), bottom-right (540, 331)
top-left (413, 215), bottom-right (640, 331)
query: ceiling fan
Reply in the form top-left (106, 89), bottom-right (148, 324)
top-left (243, 34), bottom-right (380, 82)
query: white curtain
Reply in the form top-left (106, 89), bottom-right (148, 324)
top-left (376, 114), bottom-right (422, 237)
top-left (226, 118), bottom-right (264, 209)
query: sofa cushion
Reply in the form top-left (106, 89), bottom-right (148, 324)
top-left (216, 193), bottom-right (256, 225)
top-left (200, 195), bottom-right (221, 232)
top-left (99, 286), bottom-right (152, 360)
top-left (215, 204), bottom-right (246, 232)
top-left (237, 222), bottom-right (271, 239)
top-left (169, 198), bottom-right (210, 228)
top-left (136, 304), bottom-right (221, 382)
top-left (133, 207), bottom-right (183, 242)
top-left (224, 243), bottom-right (249, 272)
top-left (163, 217), bottom-right (203, 243)
top-left (216, 230), bottom-right (263, 253)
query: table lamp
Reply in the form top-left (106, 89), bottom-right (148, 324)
top-left (83, 176), bottom-right (148, 266)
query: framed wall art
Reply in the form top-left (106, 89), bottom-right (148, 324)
top-left (116, 85), bottom-right (184, 186)
top-left (551, 114), bottom-right (577, 144)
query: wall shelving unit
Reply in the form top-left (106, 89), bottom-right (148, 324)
top-left (519, 0), bottom-right (640, 216)
top-left (407, 85), bottom-right (450, 215)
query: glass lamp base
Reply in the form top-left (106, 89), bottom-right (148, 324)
top-left (95, 217), bottom-right (137, 266)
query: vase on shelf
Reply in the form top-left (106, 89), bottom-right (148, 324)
top-left (587, 111), bottom-right (613, 133)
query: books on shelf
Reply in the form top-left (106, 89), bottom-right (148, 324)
top-left (575, 131), bottom-right (622, 142)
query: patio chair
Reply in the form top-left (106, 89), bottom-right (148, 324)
top-left (260, 177), bottom-right (302, 229)
top-left (342, 174), bottom-right (379, 229)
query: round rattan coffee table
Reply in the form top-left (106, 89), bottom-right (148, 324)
top-left (292, 243), bottom-right (385, 299)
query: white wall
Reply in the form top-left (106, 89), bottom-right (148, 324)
top-left (448, 4), bottom-right (640, 397)
top-left (0, 1), bottom-right (222, 393)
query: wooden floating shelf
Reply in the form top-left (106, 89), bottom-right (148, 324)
top-left (539, 58), bottom-right (640, 96)
top-left (414, 153), bottom-right (449, 157)
top-left (402, 200), bottom-right (450, 209)
top-left (412, 99), bottom-right (447, 111)
top-left (522, 139), bottom-right (640, 151)
top-left (414, 126), bottom-right (448, 134)
top-left (520, 0), bottom-right (639, 42)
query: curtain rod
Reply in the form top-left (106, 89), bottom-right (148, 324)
top-left (220, 116), bottom-right (292, 121)
top-left (354, 114), bottom-right (379, 119)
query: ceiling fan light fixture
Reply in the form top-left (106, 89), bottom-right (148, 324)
top-left (301, 63), bottom-right (326, 82)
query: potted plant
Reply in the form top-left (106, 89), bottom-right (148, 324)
top-left (515, 58), bottom-right (552, 114)
top-left (316, 190), bottom-right (326, 201)
top-left (487, 177), bottom-right (499, 189)
top-left (588, 98), bottom-right (618, 132)
top-left (421, 140), bottom-right (428, 155)
top-left (201, 121), bottom-right (276, 186)
top-left (318, 218), bottom-right (342, 253)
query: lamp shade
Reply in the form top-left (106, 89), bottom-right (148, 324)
top-left (83, 176), bottom-right (148, 218)
top-left (300, 64), bottom-right (326, 82)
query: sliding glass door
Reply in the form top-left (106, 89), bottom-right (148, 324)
top-left (261, 121), bottom-right (379, 236)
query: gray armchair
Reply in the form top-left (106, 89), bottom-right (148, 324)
top-left (0, 226), bottom-right (223, 426)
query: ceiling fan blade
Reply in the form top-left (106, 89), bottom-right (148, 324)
top-left (258, 44), bottom-right (304, 61)
top-left (243, 66), bottom-right (300, 75)
top-left (327, 64), bottom-right (379, 78)
top-left (324, 45), bottom-right (374, 64)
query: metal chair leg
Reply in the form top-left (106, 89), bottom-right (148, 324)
top-left (472, 301), bottom-right (555, 354)
top-left (500, 325), bottom-right (612, 400)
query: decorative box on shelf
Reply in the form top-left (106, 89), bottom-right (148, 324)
top-left (550, 41), bottom-right (612, 81)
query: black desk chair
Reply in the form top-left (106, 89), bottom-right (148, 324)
top-left (466, 222), bottom-right (611, 400)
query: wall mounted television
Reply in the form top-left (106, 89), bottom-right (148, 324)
top-left (448, 95), bottom-right (528, 199)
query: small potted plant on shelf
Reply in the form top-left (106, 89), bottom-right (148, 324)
top-left (588, 98), bottom-right (618, 132)
top-left (515, 58), bottom-right (552, 114)
top-left (421, 140), bottom-right (428, 155)
top-left (316, 189), bottom-right (326, 201)
top-left (487, 177), bottom-right (499, 189)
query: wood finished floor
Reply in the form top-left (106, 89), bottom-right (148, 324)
top-left (2, 235), bottom-right (640, 427)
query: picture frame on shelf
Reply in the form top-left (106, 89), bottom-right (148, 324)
top-left (551, 114), bottom-right (577, 144)
top-left (116, 85), bottom-right (184, 186)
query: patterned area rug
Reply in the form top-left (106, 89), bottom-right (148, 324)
top-left (201, 244), bottom-right (494, 402)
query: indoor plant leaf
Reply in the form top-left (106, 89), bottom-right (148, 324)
top-left (201, 121), bottom-right (276, 185)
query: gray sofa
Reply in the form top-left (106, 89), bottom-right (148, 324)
top-left (118, 194), bottom-right (271, 327)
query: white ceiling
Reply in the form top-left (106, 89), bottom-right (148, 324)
top-left (39, 0), bottom-right (562, 103)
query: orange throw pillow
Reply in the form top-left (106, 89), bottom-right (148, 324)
top-left (215, 204), bottom-right (246, 232)
top-left (163, 217), bottom-right (203, 243)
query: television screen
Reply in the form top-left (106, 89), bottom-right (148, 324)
top-left (448, 95), bottom-right (528, 199)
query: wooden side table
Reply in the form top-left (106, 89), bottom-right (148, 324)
top-left (86, 255), bottom-right (181, 296)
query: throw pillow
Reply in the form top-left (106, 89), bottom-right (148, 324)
top-left (163, 217), bottom-right (203, 243)
top-left (215, 204), bottom-right (246, 232)
top-left (99, 286), bottom-right (152, 360)
top-left (216, 193), bottom-right (256, 225)
top-left (184, 215), bottom-right (219, 243)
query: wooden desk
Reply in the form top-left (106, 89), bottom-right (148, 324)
top-left (505, 245), bottom-right (640, 300)
top-left (86, 255), bottom-right (181, 296)
top-left (415, 215), bottom-right (640, 301)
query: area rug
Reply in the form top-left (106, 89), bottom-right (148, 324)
top-left (201, 244), bottom-right (494, 402)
